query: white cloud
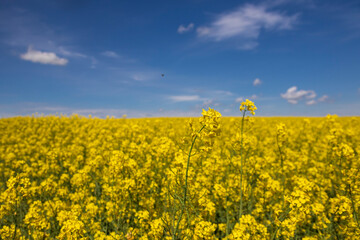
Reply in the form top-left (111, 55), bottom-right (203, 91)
top-left (235, 97), bottom-right (244, 103)
top-left (169, 95), bottom-right (201, 102)
top-left (90, 57), bottom-right (98, 68)
top-left (0, 103), bottom-right (121, 118)
top-left (287, 99), bottom-right (298, 104)
top-left (102, 51), bottom-right (119, 58)
top-left (281, 86), bottom-right (316, 104)
top-left (253, 78), bottom-right (262, 86)
top-left (306, 99), bottom-right (316, 105)
top-left (196, 4), bottom-right (298, 47)
top-left (203, 99), bottom-right (213, 105)
top-left (318, 95), bottom-right (329, 102)
top-left (306, 91), bottom-right (316, 99)
top-left (20, 46), bottom-right (68, 66)
top-left (178, 23), bottom-right (195, 34)
top-left (307, 95), bottom-right (330, 105)
top-left (58, 47), bottom-right (87, 58)
top-left (132, 74), bottom-right (147, 81)
top-left (131, 72), bottom-right (159, 81)
top-left (250, 94), bottom-right (258, 99)
top-left (212, 90), bottom-right (233, 96)
top-left (238, 41), bottom-right (259, 50)
top-left (0, 102), bottom-right (206, 118)
top-left (106, 69), bottom-right (161, 82)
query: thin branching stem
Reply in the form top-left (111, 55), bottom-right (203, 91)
top-left (226, 162), bottom-right (230, 236)
top-left (173, 125), bottom-right (205, 239)
top-left (239, 109), bottom-right (246, 221)
top-left (276, 135), bottom-right (285, 209)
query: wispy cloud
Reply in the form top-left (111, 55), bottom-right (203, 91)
top-left (306, 99), bottom-right (316, 105)
top-left (318, 95), bottom-right (329, 102)
top-left (335, 4), bottom-right (360, 36)
top-left (235, 97), bottom-right (244, 103)
top-left (0, 8), bottom-right (55, 48)
top-left (131, 71), bottom-right (161, 81)
top-left (281, 86), bottom-right (316, 104)
top-left (132, 74), bottom-right (146, 81)
top-left (0, 8), bottom-right (95, 67)
top-left (196, 3), bottom-right (298, 48)
top-left (306, 95), bottom-right (330, 105)
top-left (188, 89), bottom-right (233, 98)
top-left (102, 51), bottom-right (119, 58)
top-left (0, 103), bottom-right (150, 118)
top-left (213, 90), bottom-right (233, 96)
top-left (168, 95), bottom-right (201, 102)
top-left (253, 78), bottom-right (262, 86)
top-left (202, 99), bottom-right (213, 106)
top-left (167, 89), bottom-right (234, 109)
top-left (236, 95), bottom-right (278, 103)
top-left (178, 89), bottom-right (234, 106)
top-left (102, 51), bottom-right (136, 63)
top-left (178, 23), bottom-right (195, 34)
top-left (20, 46), bottom-right (68, 66)
top-left (58, 47), bottom-right (87, 58)
top-left (238, 41), bottom-right (259, 50)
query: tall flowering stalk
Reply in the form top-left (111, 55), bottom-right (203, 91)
top-left (276, 123), bottom-right (287, 208)
top-left (238, 99), bottom-right (257, 221)
top-left (173, 108), bottom-right (221, 239)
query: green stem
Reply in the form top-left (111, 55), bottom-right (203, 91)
top-left (239, 110), bottom-right (246, 221)
top-left (173, 125), bottom-right (205, 239)
top-left (226, 164), bottom-right (230, 236)
top-left (270, 207), bottom-right (291, 240)
top-left (225, 148), bottom-right (233, 236)
top-left (226, 196), bottom-right (230, 236)
top-left (276, 135), bottom-right (285, 209)
top-left (12, 199), bottom-right (19, 240)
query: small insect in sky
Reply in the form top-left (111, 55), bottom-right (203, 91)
top-left (161, 74), bottom-right (165, 77)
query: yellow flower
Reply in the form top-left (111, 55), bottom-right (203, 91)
top-left (228, 215), bottom-right (269, 240)
top-left (199, 107), bottom-right (222, 138)
top-left (239, 99), bottom-right (257, 115)
top-left (193, 221), bottom-right (216, 240)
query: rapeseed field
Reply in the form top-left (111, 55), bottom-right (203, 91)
top-left (0, 101), bottom-right (359, 239)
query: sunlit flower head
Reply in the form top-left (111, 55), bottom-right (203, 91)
top-left (200, 107), bottom-right (222, 138)
top-left (239, 99), bottom-right (257, 115)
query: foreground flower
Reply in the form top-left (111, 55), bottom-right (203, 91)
top-left (238, 100), bottom-right (257, 221)
top-left (239, 99), bottom-right (257, 115)
top-left (200, 107), bottom-right (222, 137)
top-left (174, 107), bottom-right (222, 239)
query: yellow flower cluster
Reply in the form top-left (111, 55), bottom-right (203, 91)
top-left (0, 112), bottom-right (359, 239)
top-left (229, 214), bottom-right (269, 239)
top-left (276, 123), bottom-right (288, 146)
top-left (200, 107), bottom-right (222, 138)
top-left (239, 99), bottom-right (257, 115)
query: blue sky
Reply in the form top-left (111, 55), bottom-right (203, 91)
top-left (1, 0), bottom-right (359, 117)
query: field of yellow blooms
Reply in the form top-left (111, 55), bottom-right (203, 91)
top-left (0, 103), bottom-right (359, 239)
